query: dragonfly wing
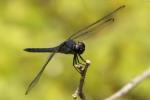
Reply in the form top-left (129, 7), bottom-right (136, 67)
top-left (68, 5), bottom-right (125, 40)
top-left (25, 52), bottom-right (56, 95)
top-left (72, 18), bottom-right (114, 40)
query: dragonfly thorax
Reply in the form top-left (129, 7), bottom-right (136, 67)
top-left (73, 42), bottom-right (85, 54)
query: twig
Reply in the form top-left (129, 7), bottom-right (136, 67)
top-left (72, 60), bottom-right (91, 100)
top-left (105, 67), bottom-right (150, 100)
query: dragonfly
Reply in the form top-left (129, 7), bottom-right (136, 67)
top-left (24, 5), bottom-right (125, 95)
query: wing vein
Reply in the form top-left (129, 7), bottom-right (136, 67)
top-left (68, 5), bottom-right (125, 40)
top-left (25, 52), bottom-right (56, 95)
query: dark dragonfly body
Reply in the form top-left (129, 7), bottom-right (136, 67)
top-left (24, 39), bottom-right (85, 54)
top-left (24, 5), bottom-right (125, 95)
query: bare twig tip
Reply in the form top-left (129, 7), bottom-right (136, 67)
top-left (85, 60), bottom-right (91, 65)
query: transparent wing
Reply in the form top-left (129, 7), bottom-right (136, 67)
top-left (72, 18), bottom-right (114, 40)
top-left (68, 5), bottom-right (125, 40)
top-left (25, 52), bottom-right (56, 95)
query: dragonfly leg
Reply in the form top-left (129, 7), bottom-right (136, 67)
top-left (76, 55), bottom-right (86, 66)
top-left (73, 54), bottom-right (81, 73)
top-left (75, 55), bottom-right (87, 72)
top-left (73, 54), bottom-right (76, 65)
top-left (78, 54), bottom-right (86, 63)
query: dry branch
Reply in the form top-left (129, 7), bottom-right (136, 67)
top-left (72, 60), bottom-right (91, 100)
top-left (105, 67), bottom-right (150, 100)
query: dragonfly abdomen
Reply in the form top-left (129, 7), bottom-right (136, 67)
top-left (24, 48), bottom-right (57, 53)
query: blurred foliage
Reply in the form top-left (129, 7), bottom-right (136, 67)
top-left (0, 0), bottom-right (150, 100)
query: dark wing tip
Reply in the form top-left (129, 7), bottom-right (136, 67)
top-left (25, 91), bottom-right (28, 95)
top-left (119, 5), bottom-right (126, 9)
top-left (116, 5), bottom-right (126, 12)
top-left (112, 18), bottom-right (115, 22)
top-left (121, 5), bottom-right (126, 8)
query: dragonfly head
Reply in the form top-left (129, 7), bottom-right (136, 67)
top-left (74, 42), bottom-right (85, 54)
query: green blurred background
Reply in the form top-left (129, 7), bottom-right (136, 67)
top-left (0, 0), bottom-right (150, 100)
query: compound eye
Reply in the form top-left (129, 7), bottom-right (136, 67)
top-left (76, 42), bottom-right (85, 54)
